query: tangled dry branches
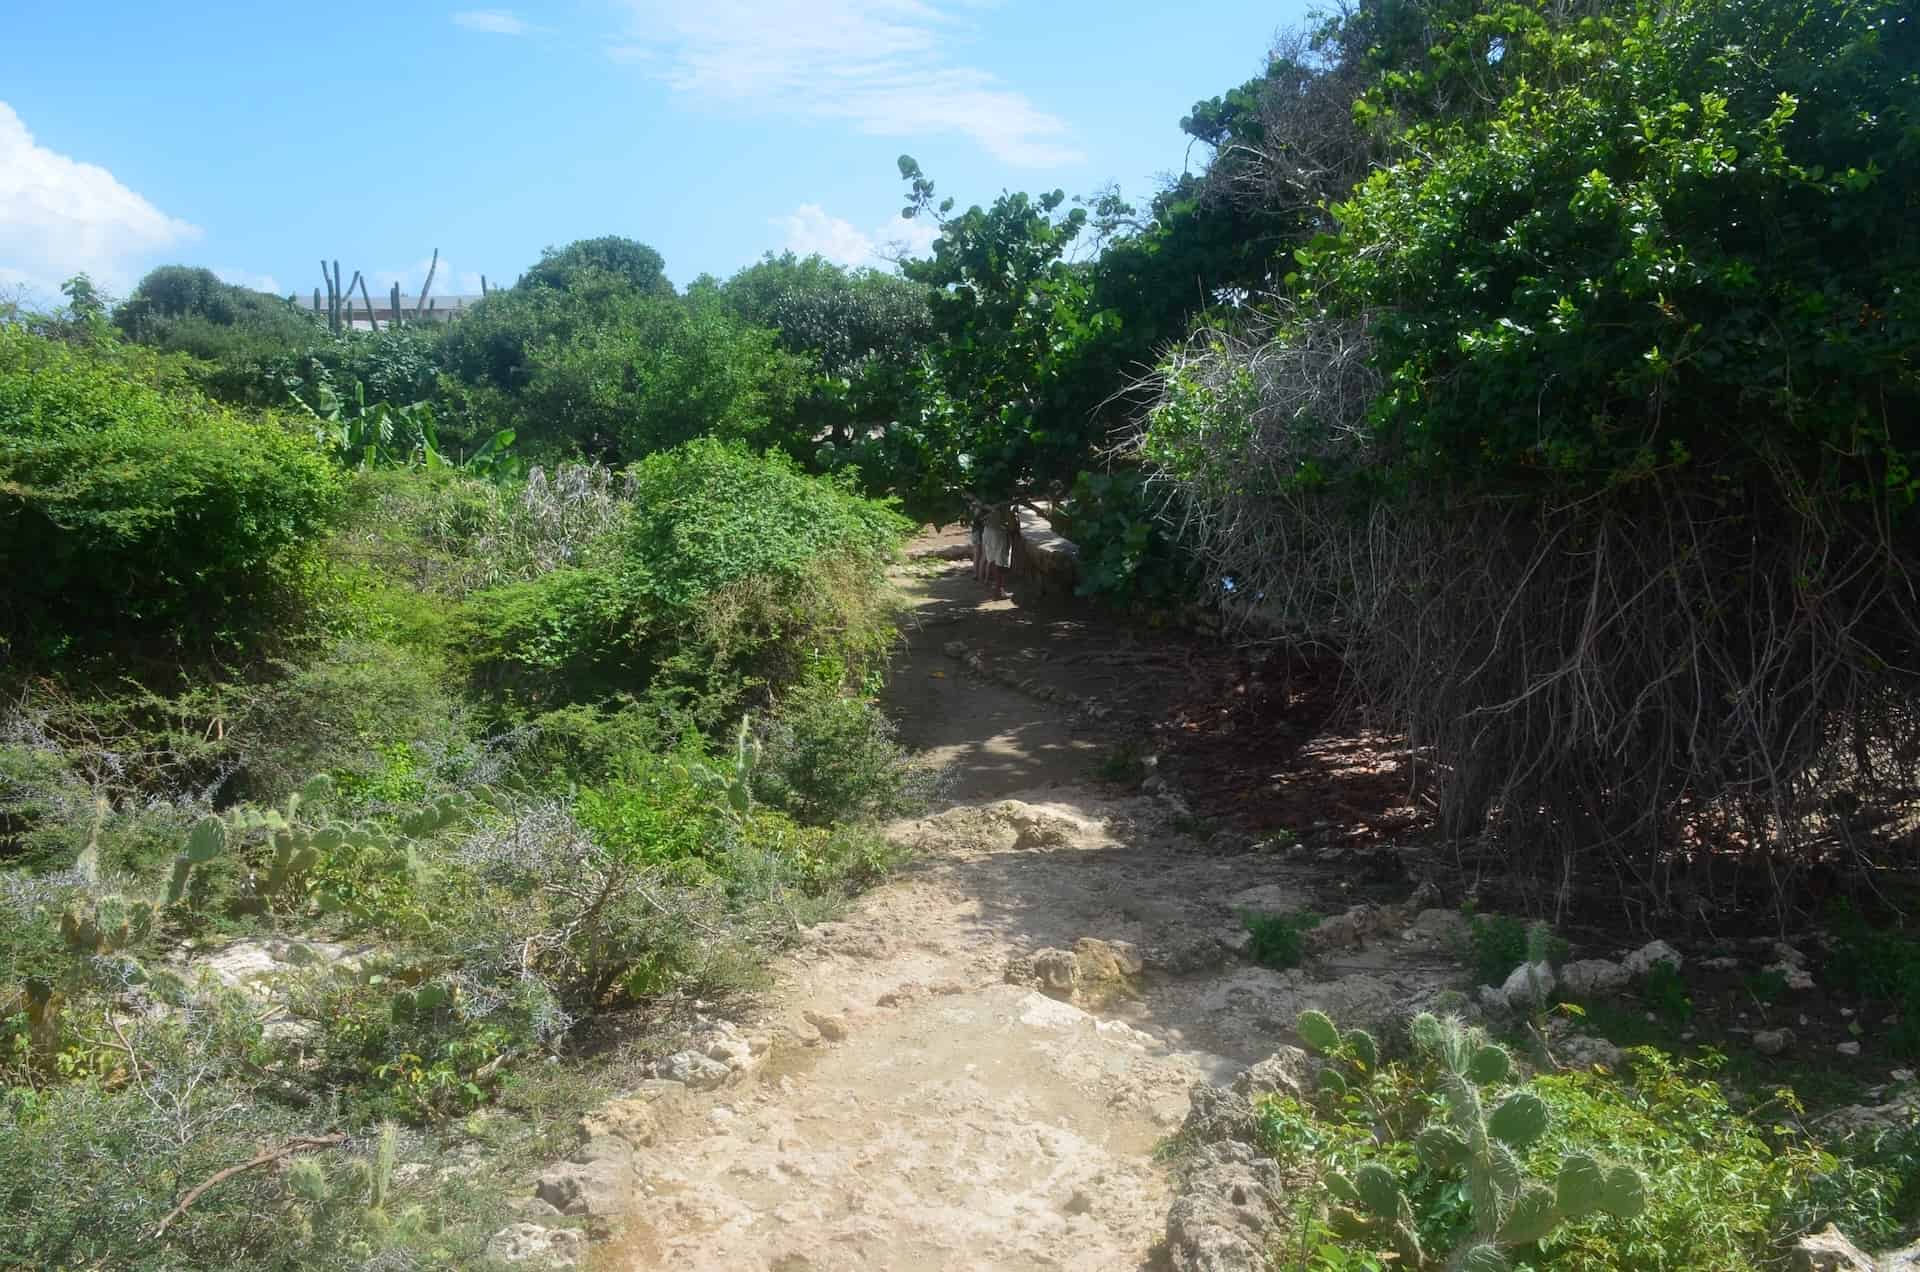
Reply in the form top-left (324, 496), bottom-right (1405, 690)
top-left (1141, 310), bottom-right (1920, 927)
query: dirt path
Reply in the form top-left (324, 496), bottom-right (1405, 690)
top-left (599, 538), bottom-right (1456, 1271)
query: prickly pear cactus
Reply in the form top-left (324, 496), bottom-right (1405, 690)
top-left (1404, 1012), bottom-right (1647, 1264)
top-left (166, 816), bottom-right (228, 907)
top-left (59, 894), bottom-right (156, 955)
top-left (1327, 1160), bottom-right (1425, 1267)
top-left (162, 779), bottom-right (486, 918)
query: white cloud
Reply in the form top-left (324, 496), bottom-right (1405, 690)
top-left (372, 256), bottom-right (491, 299)
top-left (774, 203), bottom-right (940, 268)
top-left (613, 1), bottom-right (1081, 167)
top-left (0, 100), bottom-right (199, 296)
top-left (216, 266), bottom-right (283, 295)
top-left (453, 10), bottom-right (529, 35)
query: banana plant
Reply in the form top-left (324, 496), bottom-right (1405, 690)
top-left (291, 374), bottom-right (517, 474)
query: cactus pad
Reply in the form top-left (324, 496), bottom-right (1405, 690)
top-left (1417, 1125), bottom-right (1469, 1170)
top-left (1497, 1182), bottom-right (1562, 1244)
top-left (1555, 1152), bottom-right (1606, 1218)
top-left (1296, 1009), bottom-right (1340, 1053)
top-left (1599, 1164), bottom-right (1647, 1218)
top-left (1344, 1028), bottom-right (1379, 1068)
top-left (1468, 1042), bottom-right (1513, 1085)
top-left (1488, 1091), bottom-right (1550, 1148)
top-left (1354, 1162), bottom-right (1404, 1218)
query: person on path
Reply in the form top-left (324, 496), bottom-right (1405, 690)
top-left (981, 501), bottom-right (1016, 599)
top-left (968, 499), bottom-right (988, 585)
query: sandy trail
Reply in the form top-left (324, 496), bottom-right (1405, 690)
top-left (601, 541), bottom-right (1451, 1271)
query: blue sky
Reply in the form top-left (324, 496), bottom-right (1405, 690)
top-left (2, 1), bottom-right (1312, 305)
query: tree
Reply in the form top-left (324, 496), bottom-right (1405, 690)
top-left (58, 274), bottom-right (107, 322)
top-left (115, 266), bottom-right (295, 333)
top-left (884, 156), bottom-right (1111, 511)
top-left (520, 236), bottom-right (673, 296)
top-left (719, 253), bottom-right (932, 460)
top-left (439, 267), bottom-right (804, 463)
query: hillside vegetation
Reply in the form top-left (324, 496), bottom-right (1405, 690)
top-left (2, 0), bottom-right (1916, 1266)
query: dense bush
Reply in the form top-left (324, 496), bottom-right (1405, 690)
top-left (466, 439), bottom-right (907, 725)
top-left (234, 638), bottom-right (468, 804)
top-left (719, 252), bottom-right (934, 462)
top-left (1141, 0), bottom-right (1920, 911)
top-left (751, 676), bottom-right (929, 826)
top-left (114, 265), bottom-right (310, 343)
top-left (0, 327), bottom-right (342, 650)
top-left (437, 268), bottom-right (803, 462)
top-left (1053, 468), bottom-right (1201, 607)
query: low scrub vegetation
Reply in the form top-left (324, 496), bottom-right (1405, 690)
top-left (0, 320), bottom-right (920, 1269)
top-left (1264, 1011), bottom-right (1918, 1270)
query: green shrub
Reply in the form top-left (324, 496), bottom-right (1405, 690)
top-left (465, 440), bottom-right (908, 725)
top-left (1243, 910), bottom-right (1320, 970)
top-left (0, 744), bottom-right (91, 873)
top-left (0, 327), bottom-right (342, 649)
top-left (1092, 740), bottom-right (1149, 786)
top-left (235, 638), bottom-right (467, 804)
top-left (1465, 913), bottom-right (1567, 986)
top-left (0, 987), bottom-right (503, 1270)
top-left (1638, 960), bottom-right (1693, 1025)
top-left (436, 269), bottom-right (804, 462)
top-left (1055, 467), bottom-right (1202, 606)
top-left (573, 755), bottom-right (716, 870)
top-left (502, 701), bottom-right (671, 791)
top-left (1530, 1051), bottom-right (1910, 1269)
top-left (751, 678), bottom-right (926, 825)
top-left (1317, 1011), bottom-right (1648, 1270)
top-left (1826, 910), bottom-right (1920, 1059)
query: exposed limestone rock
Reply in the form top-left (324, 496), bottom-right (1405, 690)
top-left (656, 1050), bottom-right (730, 1091)
top-left (579, 1097), bottom-right (660, 1147)
top-left (1147, 933), bottom-right (1234, 976)
top-left (1007, 937), bottom-right (1144, 1007)
top-left (1501, 960), bottom-right (1556, 1009)
top-left (535, 1141), bottom-right (640, 1218)
top-left (1165, 1140), bottom-right (1285, 1272)
top-left (1819, 1089), bottom-right (1920, 1136)
top-left (1227, 884), bottom-right (1299, 914)
top-left (1230, 1047), bottom-right (1315, 1103)
top-left (1754, 1028), bottom-right (1795, 1056)
top-left (1767, 960), bottom-right (1817, 991)
top-left (1623, 940), bottom-right (1684, 977)
top-left (1790, 1224), bottom-right (1874, 1272)
top-left (1405, 879), bottom-right (1442, 913)
top-left (1880, 1237), bottom-right (1920, 1270)
top-left (1305, 904), bottom-right (1378, 953)
top-left (1411, 908), bottom-right (1468, 943)
top-left (802, 1009), bottom-right (850, 1042)
top-left (1556, 1034), bottom-right (1625, 1071)
top-left (190, 937), bottom-right (371, 995)
top-left (1559, 959), bottom-right (1629, 997)
top-left (485, 1223), bottom-right (589, 1268)
top-left (1179, 1082), bottom-right (1260, 1147)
